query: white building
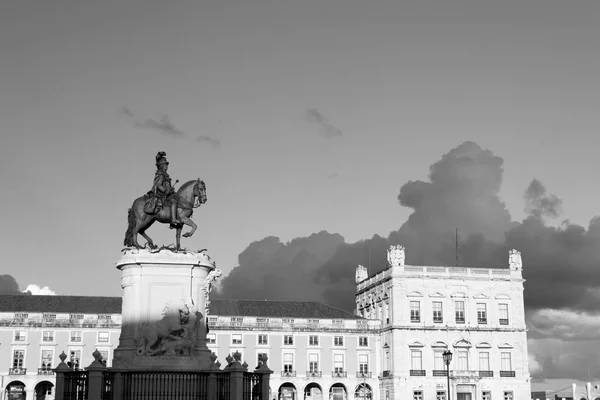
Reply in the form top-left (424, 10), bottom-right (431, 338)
top-left (355, 246), bottom-right (531, 400)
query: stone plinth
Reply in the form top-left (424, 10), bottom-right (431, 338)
top-left (112, 248), bottom-right (220, 371)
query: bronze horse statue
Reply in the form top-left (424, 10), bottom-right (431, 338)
top-left (124, 179), bottom-right (207, 250)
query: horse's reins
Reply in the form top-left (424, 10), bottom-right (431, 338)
top-left (172, 180), bottom-right (203, 210)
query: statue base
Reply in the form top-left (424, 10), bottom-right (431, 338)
top-left (112, 248), bottom-right (217, 371)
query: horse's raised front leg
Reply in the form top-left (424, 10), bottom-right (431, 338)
top-left (180, 216), bottom-right (197, 238)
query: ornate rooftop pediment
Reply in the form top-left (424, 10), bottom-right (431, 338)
top-left (473, 293), bottom-right (489, 299)
top-left (475, 342), bottom-right (492, 349)
top-left (498, 342), bottom-right (514, 349)
top-left (406, 291), bottom-right (423, 298)
top-left (450, 292), bottom-right (467, 298)
top-left (408, 340), bottom-right (425, 348)
top-left (431, 341), bottom-right (448, 348)
top-left (494, 293), bottom-right (511, 300)
top-left (453, 338), bottom-right (472, 348)
top-left (429, 292), bottom-right (445, 298)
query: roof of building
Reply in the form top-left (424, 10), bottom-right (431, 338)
top-left (0, 295), bottom-right (122, 314)
top-left (0, 296), bottom-right (360, 320)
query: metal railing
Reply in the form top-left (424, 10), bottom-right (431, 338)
top-left (8, 368), bottom-right (27, 375)
top-left (101, 371), bottom-right (114, 400)
top-left (281, 370), bottom-right (296, 377)
top-left (243, 372), bottom-right (262, 400)
top-left (500, 370), bottom-right (515, 377)
top-left (331, 371), bottom-right (347, 378)
top-left (38, 368), bottom-right (54, 375)
top-left (216, 372), bottom-right (230, 400)
top-left (410, 370), bottom-right (426, 376)
top-left (122, 371), bottom-right (210, 400)
top-left (306, 371), bottom-right (322, 378)
top-left (432, 370), bottom-right (447, 376)
top-left (64, 370), bottom-right (89, 400)
top-left (356, 372), bottom-right (371, 378)
top-left (479, 370), bottom-right (493, 377)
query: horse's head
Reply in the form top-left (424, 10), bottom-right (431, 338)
top-left (194, 179), bottom-right (207, 205)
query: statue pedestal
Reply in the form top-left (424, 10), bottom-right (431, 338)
top-left (112, 248), bottom-right (217, 371)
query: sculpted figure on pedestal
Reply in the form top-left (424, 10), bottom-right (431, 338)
top-left (355, 265), bottom-right (368, 284)
top-left (123, 151), bottom-right (208, 250)
top-left (136, 298), bottom-right (199, 357)
top-left (387, 244), bottom-right (406, 267)
top-left (509, 249), bottom-right (522, 271)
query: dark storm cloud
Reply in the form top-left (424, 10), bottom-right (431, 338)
top-left (137, 115), bottom-right (185, 136)
top-left (525, 179), bottom-right (563, 219)
top-left (305, 108), bottom-right (343, 138)
top-left (0, 274), bottom-right (20, 294)
top-left (197, 136), bottom-right (221, 149)
top-left (119, 107), bottom-right (135, 118)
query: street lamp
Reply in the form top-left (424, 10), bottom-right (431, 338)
top-left (443, 350), bottom-right (453, 400)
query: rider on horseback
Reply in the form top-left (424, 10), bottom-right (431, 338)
top-left (151, 151), bottom-right (180, 226)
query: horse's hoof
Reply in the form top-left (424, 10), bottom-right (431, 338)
top-left (182, 233), bottom-right (192, 238)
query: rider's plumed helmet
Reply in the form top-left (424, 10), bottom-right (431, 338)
top-left (155, 151), bottom-right (169, 166)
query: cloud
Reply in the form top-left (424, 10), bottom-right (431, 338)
top-left (0, 275), bottom-right (21, 294)
top-left (136, 115), bottom-right (185, 136)
top-left (214, 141), bottom-right (600, 379)
top-left (23, 284), bottom-right (57, 296)
top-left (305, 108), bottom-right (343, 138)
top-left (197, 136), bottom-right (221, 149)
top-left (119, 107), bottom-right (134, 118)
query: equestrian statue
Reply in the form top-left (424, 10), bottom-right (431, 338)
top-left (124, 151), bottom-right (207, 250)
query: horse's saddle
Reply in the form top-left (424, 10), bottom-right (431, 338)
top-left (143, 196), bottom-right (160, 215)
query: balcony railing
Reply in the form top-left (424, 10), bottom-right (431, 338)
top-left (38, 368), bottom-right (55, 375)
top-left (479, 370), bottom-right (493, 377)
top-left (500, 370), bottom-right (515, 377)
top-left (455, 317), bottom-right (465, 324)
top-left (331, 371), bottom-right (347, 378)
top-left (432, 370), bottom-right (448, 376)
top-left (478, 318), bottom-right (487, 324)
top-left (281, 371), bottom-right (296, 377)
top-left (356, 372), bottom-right (372, 378)
top-left (9, 368), bottom-right (27, 375)
top-left (450, 370), bottom-right (479, 379)
top-left (410, 370), bottom-right (426, 376)
top-left (306, 371), bottom-right (322, 378)
top-left (499, 319), bottom-right (509, 325)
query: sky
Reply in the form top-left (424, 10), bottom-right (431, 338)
top-left (1, 0), bottom-right (600, 380)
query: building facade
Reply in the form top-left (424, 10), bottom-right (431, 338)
top-left (355, 246), bottom-right (531, 400)
top-left (0, 246), bottom-right (531, 400)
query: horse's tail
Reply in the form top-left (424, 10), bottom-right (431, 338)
top-left (124, 208), bottom-right (135, 247)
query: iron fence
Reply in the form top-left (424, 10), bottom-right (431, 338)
top-left (242, 372), bottom-right (262, 400)
top-left (216, 372), bottom-right (230, 400)
top-left (101, 371), bottom-right (115, 400)
top-left (122, 371), bottom-right (209, 400)
top-left (64, 370), bottom-right (89, 400)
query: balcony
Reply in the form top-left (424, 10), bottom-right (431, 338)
top-left (479, 370), bottom-right (493, 378)
top-left (9, 368), bottom-right (27, 375)
top-left (432, 370), bottom-right (448, 377)
top-left (477, 318), bottom-right (487, 324)
top-left (410, 370), bottom-right (426, 376)
top-left (499, 319), bottom-right (509, 325)
top-left (500, 371), bottom-right (515, 377)
top-left (356, 372), bottom-right (372, 378)
top-left (306, 371), bottom-right (322, 378)
top-left (450, 370), bottom-right (479, 379)
top-left (281, 371), bottom-right (296, 378)
top-left (38, 368), bottom-right (54, 375)
top-left (455, 317), bottom-right (465, 324)
top-left (331, 371), bottom-right (347, 378)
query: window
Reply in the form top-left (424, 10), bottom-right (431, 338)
top-left (477, 303), bottom-right (487, 324)
top-left (257, 353), bottom-right (267, 367)
top-left (256, 318), bottom-right (269, 327)
top-left (385, 350), bottom-right (391, 371)
top-left (257, 334), bottom-right (268, 345)
top-left (69, 314), bottom-right (83, 321)
top-left (499, 303), bottom-right (509, 325)
top-left (308, 319), bottom-right (319, 327)
top-left (503, 391), bottom-right (513, 400)
top-left (98, 314), bottom-right (112, 321)
top-left (413, 391), bottom-right (423, 400)
top-left (283, 335), bottom-right (294, 345)
top-left (384, 302), bottom-right (390, 324)
top-left (230, 317), bottom-right (243, 327)
top-left (14, 313), bottom-right (28, 321)
top-left (206, 333), bottom-right (216, 344)
top-left (41, 350), bottom-right (53, 370)
top-left (309, 335), bottom-right (319, 346)
top-left (282, 318), bottom-right (294, 326)
top-left (501, 352), bottom-right (512, 371)
top-left (14, 330), bottom-right (26, 342)
top-left (434, 351), bottom-right (445, 371)
top-left (283, 353), bottom-right (293, 373)
top-left (42, 331), bottom-right (54, 342)
top-left (309, 353), bottom-right (319, 373)
top-left (69, 350), bottom-right (81, 370)
top-left (334, 336), bottom-right (344, 346)
top-left (436, 391), bottom-right (447, 400)
top-left (334, 354), bottom-right (344, 373)
top-left (455, 301), bottom-right (465, 323)
top-left (359, 336), bottom-right (368, 346)
top-left (433, 301), bottom-right (443, 323)
top-left (359, 354), bottom-right (369, 374)
top-left (98, 332), bottom-right (109, 343)
top-left (482, 391), bottom-right (491, 400)
top-left (12, 350), bottom-right (25, 368)
top-left (332, 319), bottom-right (344, 328)
top-left (98, 351), bottom-right (109, 366)
top-left (70, 331), bottom-right (82, 343)
top-left (456, 350), bottom-right (469, 370)
top-left (208, 317), bottom-right (217, 327)
top-left (410, 301), bottom-right (420, 322)
top-left (479, 352), bottom-right (490, 371)
top-left (411, 350), bottom-right (422, 371)
top-left (232, 334), bottom-right (242, 345)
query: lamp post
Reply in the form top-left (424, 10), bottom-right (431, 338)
top-left (443, 350), bottom-right (453, 400)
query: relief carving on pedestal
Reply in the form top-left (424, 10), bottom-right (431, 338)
top-left (136, 298), bottom-right (199, 357)
top-left (204, 269), bottom-right (223, 316)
